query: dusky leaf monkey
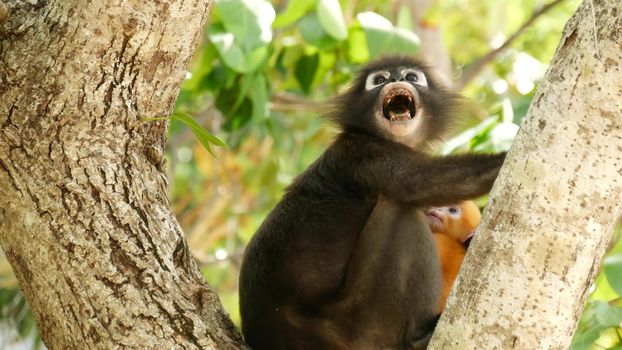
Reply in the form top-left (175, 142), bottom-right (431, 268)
top-left (239, 56), bottom-right (505, 350)
top-left (427, 200), bottom-right (481, 311)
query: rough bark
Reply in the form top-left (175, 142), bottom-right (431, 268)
top-left (429, 1), bottom-right (622, 349)
top-left (0, 1), bottom-right (244, 349)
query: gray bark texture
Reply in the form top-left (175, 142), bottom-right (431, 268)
top-left (429, 0), bottom-right (622, 349)
top-left (0, 1), bottom-right (245, 349)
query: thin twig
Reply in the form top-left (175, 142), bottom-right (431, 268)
top-left (608, 297), bottom-right (621, 306)
top-left (270, 93), bottom-right (326, 113)
top-left (589, 0), bottom-right (601, 61)
top-left (454, 0), bottom-right (567, 91)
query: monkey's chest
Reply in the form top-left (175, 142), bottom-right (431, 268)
top-left (328, 200), bottom-right (441, 349)
top-left (356, 200), bottom-right (440, 297)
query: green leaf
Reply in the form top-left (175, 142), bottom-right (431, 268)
top-left (250, 74), bottom-right (268, 121)
top-left (228, 99), bottom-right (253, 132)
top-left (274, 0), bottom-right (316, 28)
top-left (357, 12), bottom-right (420, 58)
top-left (589, 266), bottom-right (619, 302)
top-left (299, 14), bottom-right (339, 50)
top-left (396, 5), bottom-right (414, 31)
top-left (200, 65), bottom-right (228, 91)
top-left (594, 301), bottom-right (622, 327)
top-left (247, 46), bottom-right (270, 72)
top-left (208, 24), bottom-right (247, 72)
top-left (295, 53), bottom-right (320, 94)
top-left (171, 112), bottom-right (226, 155)
top-left (314, 51), bottom-right (337, 88)
top-left (180, 43), bottom-right (218, 93)
top-left (605, 253), bottom-right (622, 295)
top-left (216, 87), bottom-right (253, 132)
top-left (215, 85), bottom-right (238, 116)
top-left (216, 0), bottom-right (275, 50)
top-left (346, 26), bottom-right (369, 63)
top-left (207, 23), bottom-right (271, 74)
top-left (570, 327), bottom-right (603, 350)
top-left (233, 74), bottom-right (257, 113)
top-left (209, 0), bottom-right (273, 73)
top-left (316, 0), bottom-right (348, 40)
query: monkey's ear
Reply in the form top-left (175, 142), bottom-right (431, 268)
top-left (462, 230), bottom-right (475, 243)
top-left (325, 84), bottom-right (378, 133)
top-left (463, 232), bottom-right (475, 249)
top-left (324, 94), bottom-right (349, 128)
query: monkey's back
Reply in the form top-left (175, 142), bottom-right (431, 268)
top-left (239, 173), bottom-right (374, 348)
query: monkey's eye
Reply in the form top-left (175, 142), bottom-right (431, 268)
top-left (373, 75), bottom-right (388, 85)
top-left (405, 73), bottom-right (418, 82)
top-left (365, 70), bottom-right (390, 90)
top-left (401, 68), bottom-right (428, 87)
top-left (448, 207), bottom-right (461, 217)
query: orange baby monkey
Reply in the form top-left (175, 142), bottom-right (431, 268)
top-left (426, 200), bottom-right (481, 311)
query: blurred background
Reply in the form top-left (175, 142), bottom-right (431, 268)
top-left (2, 0), bottom-right (621, 349)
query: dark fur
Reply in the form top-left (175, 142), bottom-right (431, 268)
top-left (239, 56), bottom-right (505, 350)
top-left (332, 56), bottom-right (460, 145)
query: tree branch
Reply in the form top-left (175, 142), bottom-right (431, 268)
top-left (269, 92), bottom-right (326, 113)
top-left (454, 0), bottom-right (567, 91)
top-left (430, 1), bottom-right (622, 347)
top-left (0, 1), bottom-right (247, 348)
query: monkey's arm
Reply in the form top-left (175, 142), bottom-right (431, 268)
top-left (345, 140), bottom-right (506, 205)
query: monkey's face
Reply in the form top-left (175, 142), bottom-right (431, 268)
top-left (365, 67), bottom-right (428, 145)
top-left (333, 56), bottom-right (460, 149)
top-left (426, 205), bottom-right (463, 237)
top-left (426, 201), bottom-right (481, 242)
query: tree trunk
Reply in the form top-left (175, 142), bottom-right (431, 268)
top-left (0, 1), bottom-right (245, 349)
top-left (429, 1), bottom-right (622, 349)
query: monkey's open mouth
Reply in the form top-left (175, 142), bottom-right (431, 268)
top-left (382, 89), bottom-right (416, 122)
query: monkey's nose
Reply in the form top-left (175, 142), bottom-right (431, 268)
top-left (390, 78), bottom-right (397, 82)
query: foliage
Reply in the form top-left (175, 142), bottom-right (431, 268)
top-left (145, 113), bottom-right (226, 156)
top-left (571, 229), bottom-right (622, 350)
top-left (0, 260), bottom-right (43, 349)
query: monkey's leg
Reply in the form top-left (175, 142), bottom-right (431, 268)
top-left (322, 199), bottom-right (441, 349)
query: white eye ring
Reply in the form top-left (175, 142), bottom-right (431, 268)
top-left (447, 206), bottom-right (461, 218)
top-left (400, 68), bottom-right (427, 87)
top-left (365, 70), bottom-right (390, 90)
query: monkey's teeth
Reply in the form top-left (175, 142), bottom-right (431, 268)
top-left (382, 89), bottom-right (416, 121)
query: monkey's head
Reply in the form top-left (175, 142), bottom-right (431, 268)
top-left (426, 200), bottom-right (481, 243)
top-left (333, 56), bottom-right (460, 148)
